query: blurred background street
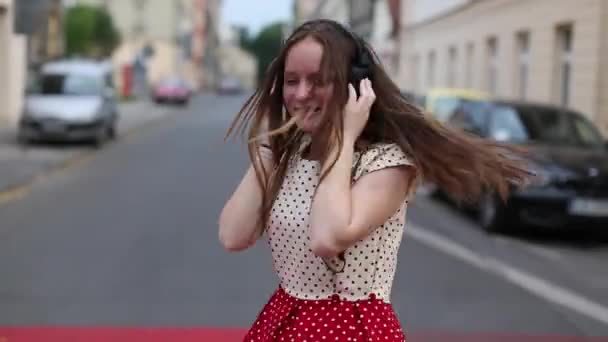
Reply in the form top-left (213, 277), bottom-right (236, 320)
top-left (1, 0), bottom-right (608, 341)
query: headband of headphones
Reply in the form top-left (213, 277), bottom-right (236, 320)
top-left (293, 19), bottom-right (372, 70)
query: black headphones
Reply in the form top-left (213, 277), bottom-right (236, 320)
top-left (295, 19), bottom-right (372, 93)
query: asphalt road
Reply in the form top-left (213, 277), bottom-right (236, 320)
top-left (0, 94), bottom-right (607, 339)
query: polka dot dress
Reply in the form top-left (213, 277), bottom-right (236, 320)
top-left (244, 142), bottom-right (415, 342)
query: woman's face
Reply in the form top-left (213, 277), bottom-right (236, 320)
top-left (283, 37), bottom-right (334, 133)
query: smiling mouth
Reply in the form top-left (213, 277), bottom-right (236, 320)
top-left (295, 106), bottom-right (322, 116)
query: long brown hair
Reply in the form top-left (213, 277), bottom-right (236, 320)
top-left (226, 19), bottom-right (532, 232)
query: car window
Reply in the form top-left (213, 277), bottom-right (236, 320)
top-left (105, 73), bottom-right (114, 88)
top-left (447, 109), bottom-right (466, 126)
top-left (465, 102), bottom-right (489, 133)
top-left (535, 109), bottom-right (573, 143)
top-left (433, 96), bottom-right (461, 122)
top-left (447, 102), bottom-right (489, 135)
top-left (35, 73), bottom-right (102, 96)
top-left (571, 113), bottom-right (604, 147)
top-left (512, 106), bottom-right (603, 147)
top-left (488, 106), bottom-right (529, 142)
top-left (160, 79), bottom-right (186, 87)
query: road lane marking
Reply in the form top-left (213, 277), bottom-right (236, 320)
top-left (407, 224), bottom-right (608, 326)
top-left (0, 151), bottom-right (95, 206)
top-left (0, 110), bottom-right (177, 208)
top-left (493, 235), bottom-right (563, 261)
top-left (0, 186), bottom-right (29, 204)
top-left (522, 243), bottom-right (563, 261)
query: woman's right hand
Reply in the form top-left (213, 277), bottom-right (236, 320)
top-left (343, 79), bottom-right (375, 143)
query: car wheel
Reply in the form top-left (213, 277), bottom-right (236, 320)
top-left (108, 122), bottom-right (117, 139)
top-left (92, 125), bottom-right (110, 148)
top-left (17, 131), bottom-right (30, 146)
top-left (477, 192), bottom-right (507, 233)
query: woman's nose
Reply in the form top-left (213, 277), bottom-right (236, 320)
top-left (295, 82), bottom-right (311, 100)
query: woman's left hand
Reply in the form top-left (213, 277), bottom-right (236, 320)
top-left (343, 78), bottom-right (376, 142)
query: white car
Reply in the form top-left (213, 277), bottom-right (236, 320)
top-left (18, 59), bottom-right (119, 147)
top-left (217, 77), bottom-right (244, 95)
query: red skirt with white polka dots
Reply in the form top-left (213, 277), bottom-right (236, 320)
top-left (243, 287), bottom-right (406, 341)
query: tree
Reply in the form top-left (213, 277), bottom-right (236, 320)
top-left (64, 4), bottom-right (120, 58)
top-left (238, 27), bottom-right (254, 52)
top-left (240, 22), bottom-right (285, 83)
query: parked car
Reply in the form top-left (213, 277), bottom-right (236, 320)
top-left (18, 59), bottom-right (119, 147)
top-left (401, 90), bottom-right (425, 108)
top-left (424, 87), bottom-right (490, 122)
top-left (152, 78), bottom-right (192, 105)
top-left (217, 77), bottom-right (244, 95)
top-left (444, 99), bottom-right (608, 233)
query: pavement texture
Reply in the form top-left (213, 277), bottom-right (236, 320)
top-left (0, 100), bottom-right (180, 196)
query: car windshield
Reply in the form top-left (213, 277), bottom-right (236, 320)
top-left (433, 96), bottom-right (462, 122)
top-left (490, 105), bottom-right (605, 148)
top-left (160, 79), bottom-right (186, 87)
top-left (488, 106), bottom-right (529, 143)
top-left (31, 73), bottom-right (102, 96)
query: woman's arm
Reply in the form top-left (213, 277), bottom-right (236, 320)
top-left (217, 168), bottom-right (263, 251)
top-left (218, 138), bottom-right (273, 252)
top-left (309, 140), bottom-right (413, 257)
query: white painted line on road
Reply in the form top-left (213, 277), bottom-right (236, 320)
top-left (493, 235), bottom-right (563, 261)
top-left (522, 243), bottom-right (563, 261)
top-left (407, 224), bottom-right (608, 326)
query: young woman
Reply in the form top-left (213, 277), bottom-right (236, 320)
top-left (219, 19), bottom-right (531, 342)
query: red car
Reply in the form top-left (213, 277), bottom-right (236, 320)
top-left (153, 78), bottom-right (192, 105)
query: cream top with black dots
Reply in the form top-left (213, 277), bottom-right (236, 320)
top-left (266, 141), bottom-right (416, 303)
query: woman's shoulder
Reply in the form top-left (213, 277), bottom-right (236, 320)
top-left (353, 141), bottom-right (416, 180)
top-left (361, 142), bottom-right (413, 165)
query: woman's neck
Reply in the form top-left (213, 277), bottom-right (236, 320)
top-left (302, 140), bottom-right (324, 161)
top-left (302, 137), bottom-right (368, 161)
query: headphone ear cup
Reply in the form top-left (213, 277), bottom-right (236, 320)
top-left (350, 64), bottom-right (370, 96)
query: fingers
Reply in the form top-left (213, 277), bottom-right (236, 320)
top-left (357, 78), bottom-right (375, 108)
top-left (365, 79), bottom-right (376, 101)
top-left (347, 83), bottom-right (357, 104)
top-left (359, 79), bottom-right (366, 98)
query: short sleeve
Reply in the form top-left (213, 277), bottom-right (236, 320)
top-left (259, 143), bottom-right (273, 159)
top-left (353, 143), bottom-right (415, 182)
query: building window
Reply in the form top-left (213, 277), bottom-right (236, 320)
top-left (465, 43), bottom-right (474, 88)
top-left (427, 50), bottom-right (436, 88)
top-left (486, 37), bottom-right (498, 94)
top-left (133, 0), bottom-right (148, 36)
top-left (515, 31), bottom-right (530, 100)
top-left (411, 54), bottom-right (420, 92)
top-left (555, 24), bottom-right (573, 107)
top-left (447, 46), bottom-right (457, 87)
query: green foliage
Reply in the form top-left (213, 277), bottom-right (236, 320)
top-left (64, 5), bottom-right (120, 58)
top-left (240, 22), bottom-right (285, 83)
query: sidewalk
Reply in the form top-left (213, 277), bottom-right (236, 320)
top-left (0, 100), bottom-right (175, 195)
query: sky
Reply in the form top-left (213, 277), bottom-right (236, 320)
top-left (221, 0), bottom-right (294, 35)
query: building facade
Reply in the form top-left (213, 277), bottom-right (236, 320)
top-left (199, 0), bottom-right (221, 90)
top-left (28, 0), bottom-right (64, 67)
top-left (399, 0), bottom-right (608, 132)
top-left (1, 0), bottom-right (62, 127)
top-left (0, 0), bottom-right (27, 127)
top-left (293, 0), bottom-right (322, 25)
top-left (309, 0), bottom-right (349, 25)
top-left (216, 24), bottom-right (257, 90)
top-left (75, 0), bottom-right (221, 93)
top-left (293, 0), bottom-right (402, 80)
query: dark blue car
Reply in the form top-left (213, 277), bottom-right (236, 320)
top-left (443, 99), bottom-right (608, 233)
